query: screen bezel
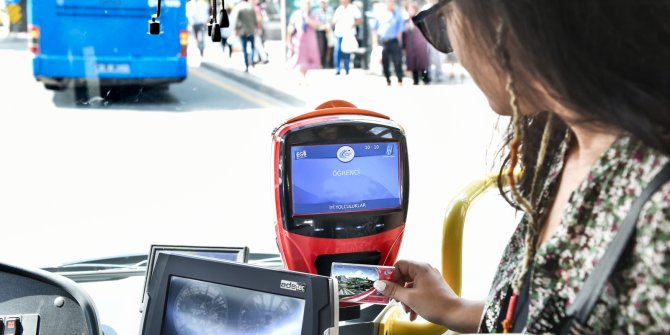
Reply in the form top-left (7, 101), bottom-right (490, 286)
top-left (140, 252), bottom-right (337, 335)
top-left (141, 245), bottom-right (249, 304)
top-left (278, 121), bottom-right (410, 238)
top-left (289, 141), bottom-right (403, 216)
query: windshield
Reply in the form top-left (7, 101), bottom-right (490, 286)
top-left (0, 0), bottom-right (515, 298)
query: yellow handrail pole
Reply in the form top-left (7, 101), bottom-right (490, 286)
top-left (441, 174), bottom-right (499, 296)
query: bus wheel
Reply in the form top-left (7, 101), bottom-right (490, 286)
top-left (74, 86), bottom-right (89, 104)
top-left (145, 84), bottom-right (170, 92)
top-left (45, 84), bottom-right (66, 91)
top-left (100, 85), bottom-right (122, 101)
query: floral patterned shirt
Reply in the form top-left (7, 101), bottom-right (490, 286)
top-left (479, 134), bottom-right (670, 334)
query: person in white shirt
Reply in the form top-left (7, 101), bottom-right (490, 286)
top-left (186, 0), bottom-right (211, 56)
top-left (331, 0), bottom-right (361, 75)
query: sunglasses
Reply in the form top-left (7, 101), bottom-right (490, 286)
top-left (411, 0), bottom-right (453, 54)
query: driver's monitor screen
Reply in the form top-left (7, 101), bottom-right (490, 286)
top-left (291, 142), bottom-right (401, 216)
top-left (162, 276), bottom-right (306, 335)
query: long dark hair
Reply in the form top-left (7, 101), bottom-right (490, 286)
top-left (452, 0), bottom-right (670, 296)
top-left (454, 0), bottom-right (670, 206)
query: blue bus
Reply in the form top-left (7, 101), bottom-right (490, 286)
top-left (27, 0), bottom-right (188, 91)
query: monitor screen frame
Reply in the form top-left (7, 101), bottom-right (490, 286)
top-left (140, 252), bottom-right (338, 335)
top-left (278, 121), bottom-right (410, 239)
top-left (141, 245), bottom-right (249, 303)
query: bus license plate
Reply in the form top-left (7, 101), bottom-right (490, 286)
top-left (96, 63), bottom-right (130, 74)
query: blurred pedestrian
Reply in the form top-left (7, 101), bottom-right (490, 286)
top-left (427, 43), bottom-right (445, 82)
top-left (422, 0), bottom-right (444, 82)
top-left (0, 0), bottom-right (5, 28)
top-left (332, 0), bottom-right (362, 75)
top-left (220, 5), bottom-right (234, 58)
top-left (314, 0), bottom-right (334, 68)
top-left (252, 0), bottom-right (269, 64)
top-left (403, 1), bottom-right (429, 85)
top-left (445, 52), bottom-right (461, 81)
top-left (233, 0), bottom-right (258, 72)
top-left (287, 0), bottom-right (322, 79)
top-left (5, 0), bottom-right (19, 35)
top-left (186, 0), bottom-right (210, 56)
top-left (351, 0), bottom-right (367, 69)
top-left (373, 0), bottom-right (404, 85)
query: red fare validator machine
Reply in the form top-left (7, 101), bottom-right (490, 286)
top-left (272, 101), bottom-right (409, 310)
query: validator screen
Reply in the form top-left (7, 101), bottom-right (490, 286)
top-left (290, 142), bottom-right (401, 216)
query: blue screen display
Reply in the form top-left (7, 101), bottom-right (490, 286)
top-left (291, 142), bottom-right (401, 215)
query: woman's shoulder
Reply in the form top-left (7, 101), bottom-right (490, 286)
top-left (609, 159), bottom-right (670, 333)
top-left (637, 176), bottom-right (670, 232)
top-left (609, 134), bottom-right (670, 212)
top-left (622, 135), bottom-right (670, 241)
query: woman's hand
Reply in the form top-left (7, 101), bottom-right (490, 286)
top-left (373, 260), bottom-right (485, 333)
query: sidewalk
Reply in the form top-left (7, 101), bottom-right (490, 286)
top-left (193, 38), bottom-right (470, 108)
top-left (197, 40), bottom-right (306, 105)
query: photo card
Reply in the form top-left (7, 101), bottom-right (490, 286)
top-left (331, 262), bottom-right (395, 304)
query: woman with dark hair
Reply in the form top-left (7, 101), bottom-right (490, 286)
top-left (373, 0), bottom-right (670, 333)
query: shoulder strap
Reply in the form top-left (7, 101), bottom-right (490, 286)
top-left (562, 162), bottom-right (670, 331)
